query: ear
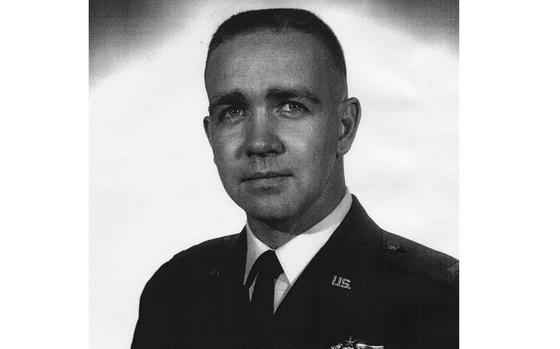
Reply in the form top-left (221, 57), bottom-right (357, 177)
top-left (203, 116), bottom-right (211, 143)
top-left (203, 116), bottom-right (218, 165)
top-left (337, 97), bottom-right (361, 157)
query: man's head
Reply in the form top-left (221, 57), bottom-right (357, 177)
top-left (203, 8), bottom-right (361, 231)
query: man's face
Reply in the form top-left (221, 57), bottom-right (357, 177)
top-left (204, 30), bottom-right (345, 225)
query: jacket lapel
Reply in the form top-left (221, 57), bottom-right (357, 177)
top-left (271, 196), bottom-right (386, 347)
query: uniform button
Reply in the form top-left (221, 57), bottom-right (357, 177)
top-left (208, 268), bottom-right (220, 277)
top-left (387, 240), bottom-right (400, 251)
top-left (447, 262), bottom-right (459, 276)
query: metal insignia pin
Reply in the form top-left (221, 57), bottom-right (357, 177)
top-left (330, 337), bottom-right (383, 349)
top-left (331, 275), bottom-right (351, 289)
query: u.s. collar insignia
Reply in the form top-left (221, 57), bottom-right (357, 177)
top-left (330, 337), bottom-right (383, 348)
top-left (331, 275), bottom-right (351, 289)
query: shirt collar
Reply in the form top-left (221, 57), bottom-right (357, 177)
top-left (244, 189), bottom-right (353, 284)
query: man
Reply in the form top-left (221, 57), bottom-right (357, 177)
top-left (132, 8), bottom-right (458, 349)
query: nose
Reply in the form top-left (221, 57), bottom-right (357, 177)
top-left (244, 109), bottom-right (284, 157)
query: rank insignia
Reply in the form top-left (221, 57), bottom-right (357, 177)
top-left (330, 337), bottom-right (383, 349)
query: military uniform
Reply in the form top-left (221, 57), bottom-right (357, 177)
top-left (131, 196), bottom-right (458, 349)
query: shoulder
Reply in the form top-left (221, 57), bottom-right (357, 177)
top-left (172, 232), bottom-right (241, 262)
top-left (377, 229), bottom-right (459, 291)
top-left (143, 233), bottom-right (242, 290)
top-left (345, 196), bottom-right (459, 292)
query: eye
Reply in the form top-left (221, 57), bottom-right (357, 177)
top-left (278, 102), bottom-right (308, 116)
top-left (221, 106), bottom-right (246, 123)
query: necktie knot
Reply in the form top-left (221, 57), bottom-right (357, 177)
top-left (246, 250), bottom-right (283, 287)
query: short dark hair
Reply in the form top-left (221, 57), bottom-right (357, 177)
top-left (205, 8), bottom-right (347, 79)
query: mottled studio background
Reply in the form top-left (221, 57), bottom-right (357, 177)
top-left (90, 0), bottom-right (458, 348)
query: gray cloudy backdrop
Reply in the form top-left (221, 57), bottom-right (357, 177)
top-left (90, 1), bottom-right (458, 348)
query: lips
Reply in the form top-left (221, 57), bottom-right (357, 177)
top-left (242, 171), bottom-right (292, 182)
top-left (241, 172), bottom-right (291, 190)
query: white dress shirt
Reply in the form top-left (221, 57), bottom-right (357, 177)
top-left (244, 189), bottom-right (353, 311)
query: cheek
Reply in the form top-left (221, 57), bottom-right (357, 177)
top-left (211, 132), bottom-right (241, 168)
top-left (308, 117), bottom-right (339, 154)
top-left (288, 119), bottom-right (338, 170)
top-left (212, 152), bottom-right (238, 189)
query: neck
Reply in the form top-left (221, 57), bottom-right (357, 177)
top-left (247, 183), bottom-right (347, 249)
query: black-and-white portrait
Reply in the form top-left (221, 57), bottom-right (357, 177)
top-left (90, 1), bottom-right (458, 348)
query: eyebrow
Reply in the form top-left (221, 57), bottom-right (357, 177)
top-left (266, 87), bottom-right (321, 104)
top-left (208, 91), bottom-right (248, 115)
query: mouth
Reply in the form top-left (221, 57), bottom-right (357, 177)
top-left (242, 171), bottom-right (292, 182)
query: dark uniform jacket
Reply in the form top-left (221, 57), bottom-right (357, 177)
top-left (131, 196), bottom-right (459, 349)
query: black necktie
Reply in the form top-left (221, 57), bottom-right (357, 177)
top-left (245, 250), bottom-right (283, 344)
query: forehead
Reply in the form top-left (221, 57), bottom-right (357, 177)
top-left (205, 30), bottom-right (337, 99)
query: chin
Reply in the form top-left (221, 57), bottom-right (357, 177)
top-left (237, 193), bottom-right (300, 223)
